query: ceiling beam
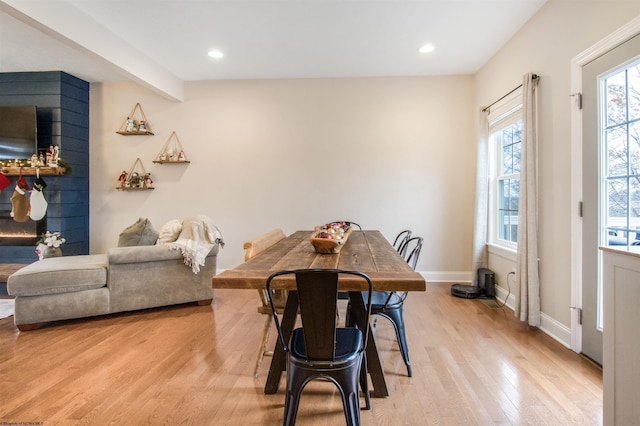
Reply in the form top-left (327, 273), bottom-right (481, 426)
top-left (0, 0), bottom-right (184, 101)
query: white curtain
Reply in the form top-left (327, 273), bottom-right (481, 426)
top-left (515, 73), bottom-right (541, 326)
top-left (471, 109), bottom-right (490, 284)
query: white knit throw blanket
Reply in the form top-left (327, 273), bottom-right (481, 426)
top-left (170, 214), bottom-right (224, 274)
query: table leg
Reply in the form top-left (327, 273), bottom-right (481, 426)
top-left (348, 291), bottom-right (389, 398)
top-left (264, 290), bottom-right (299, 394)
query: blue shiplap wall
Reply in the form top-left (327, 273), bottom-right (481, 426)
top-left (0, 72), bottom-right (89, 263)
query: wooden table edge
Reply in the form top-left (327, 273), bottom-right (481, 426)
top-left (212, 269), bottom-right (426, 291)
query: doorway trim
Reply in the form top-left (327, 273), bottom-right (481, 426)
top-left (570, 15), bottom-right (640, 353)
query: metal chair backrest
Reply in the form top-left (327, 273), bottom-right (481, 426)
top-left (393, 230), bottom-right (412, 257)
top-left (266, 269), bottom-right (373, 361)
top-left (400, 236), bottom-right (423, 271)
top-left (384, 236), bottom-right (423, 305)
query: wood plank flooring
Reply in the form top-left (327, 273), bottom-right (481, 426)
top-left (0, 282), bottom-right (602, 425)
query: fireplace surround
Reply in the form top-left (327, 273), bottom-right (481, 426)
top-left (0, 71), bottom-right (89, 264)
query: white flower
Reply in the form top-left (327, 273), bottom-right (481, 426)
top-left (37, 231), bottom-right (66, 248)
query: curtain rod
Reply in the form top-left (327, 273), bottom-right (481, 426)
top-left (481, 73), bottom-right (539, 113)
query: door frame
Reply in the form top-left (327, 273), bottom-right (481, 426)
top-left (570, 16), bottom-right (640, 353)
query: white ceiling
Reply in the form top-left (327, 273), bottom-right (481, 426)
top-left (0, 0), bottom-right (546, 100)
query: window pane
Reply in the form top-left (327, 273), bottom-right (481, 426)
top-left (502, 139), bottom-right (513, 174)
top-left (607, 70), bottom-right (627, 127)
top-left (498, 178), bottom-right (519, 242)
top-left (499, 179), bottom-right (507, 209)
top-left (498, 210), bottom-right (509, 241)
top-left (608, 178), bottom-right (628, 221)
top-left (631, 176), bottom-right (640, 222)
top-left (630, 121), bottom-right (640, 175)
top-left (607, 125), bottom-right (627, 177)
top-left (500, 122), bottom-right (523, 176)
top-left (510, 179), bottom-right (520, 211)
top-left (513, 121), bottom-right (522, 143)
top-left (512, 139), bottom-right (521, 174)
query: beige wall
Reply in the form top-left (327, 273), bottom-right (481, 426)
top-left (89, 76), bottom-right (476, 272)
top-left (477, 0), bottom-right (640, 330)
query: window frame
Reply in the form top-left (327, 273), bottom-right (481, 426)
top-left (488, 91), bottom-right (523, 252)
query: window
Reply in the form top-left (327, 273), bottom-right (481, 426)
top-left (488, 92), bottom-right (523, 250)
top-left (603, 61), bottom-right (640, 247)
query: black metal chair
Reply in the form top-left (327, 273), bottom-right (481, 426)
top-left (266, 269), bottom-right (373, 426)
top-left (349, 236), bottom-right (423, 377)
top-left (393, 230), bottom-right (412, 257)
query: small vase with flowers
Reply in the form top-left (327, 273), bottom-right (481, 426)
top-left (36, 231), bottom-right (66, 260)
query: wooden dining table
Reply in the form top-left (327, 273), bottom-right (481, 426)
top-left (211, 230), bottom-right (426, 397)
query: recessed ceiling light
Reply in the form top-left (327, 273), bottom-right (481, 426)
top-left (419, 44), bottom-right (435, 54)
top-left (208, 49), bottom-right (224, 59)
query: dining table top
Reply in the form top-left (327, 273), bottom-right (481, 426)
top-left (212, 230), bottom-right (426, 292)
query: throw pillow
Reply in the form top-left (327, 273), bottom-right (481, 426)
top-left (156, 219), bottom-right (183, 244)
top-left (118, 218), bottom-right (159, 247)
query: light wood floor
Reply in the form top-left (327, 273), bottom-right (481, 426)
top-left (0, 282), bottom-right (602, 425)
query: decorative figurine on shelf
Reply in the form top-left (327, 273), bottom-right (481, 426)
top-left (144, 173), bottom-right (152, 188)
top-left (51, 146), bottom-right (59, 167)
top-left (38, 152), bottom-right (45, 166)
top-left (46, 145), bottom-right (54, 165)
top-left (118, 171), bottom-right (127, 188)
top-left (159, 153), bottom-right (167, 161)
top-left (178, 151), bottom-right (185, 161)
top-left (30, 154), bottom-right (38, 167)
top-left (125, 117), bottom-right (136, 132)
top-left (129, 172), bottom-right (140, 188)
top-left (138, 121), bottom-right (147, 133)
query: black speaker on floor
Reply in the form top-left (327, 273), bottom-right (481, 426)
top-left (478, 268), bottom-right (496, 298)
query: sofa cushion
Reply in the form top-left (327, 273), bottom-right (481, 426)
top-left (156, 219), bottom-right (182, 244)
top-left (118, 218), bottom-right (159, 247)
top-left (7, 254), bottom-right (108, 297)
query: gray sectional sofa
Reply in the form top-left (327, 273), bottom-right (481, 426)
top-left (7, 215), bottom-right (223, 331)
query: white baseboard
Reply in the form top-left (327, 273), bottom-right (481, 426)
top-left (421, 270), bottom-right (473, 283)
top-left (494, 284), bottom-right (571, 349)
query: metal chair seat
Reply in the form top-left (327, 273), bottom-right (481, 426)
top-left (290, 328), bottom-right (363, 364)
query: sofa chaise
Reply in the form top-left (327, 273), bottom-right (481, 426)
top-left (7, 215), bottom-right (223, 331)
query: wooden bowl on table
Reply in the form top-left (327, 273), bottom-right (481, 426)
top-left (310, 223), bottom-right (353, 254)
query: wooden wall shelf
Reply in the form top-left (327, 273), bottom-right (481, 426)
top-left (116, 103), bottom-right (154, 135)
top-left (1, 166), bottom-right (66, 176)
top-left (116, 130), bottom-right (154, 136)
top-left (154, 131), bottom-right (189, 163)
top-left (152, 160), bottom-right (191, 164)
top-left (116, 187), bottom-right (155, 191)
top-left (116, 157), bottom-right (153, 191)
